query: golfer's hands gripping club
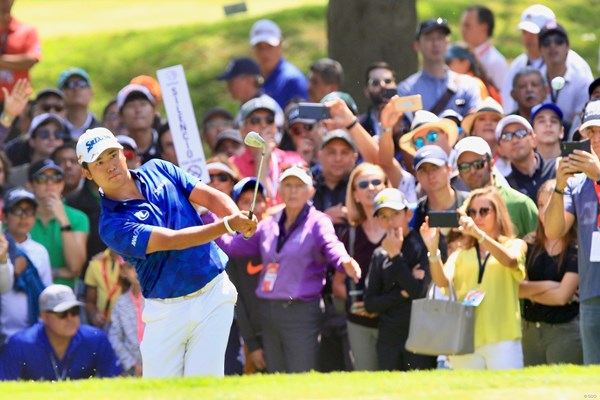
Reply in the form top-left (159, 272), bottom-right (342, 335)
top-left (226, 211), bottom-right (258, 239)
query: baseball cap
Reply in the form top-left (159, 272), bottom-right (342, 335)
top-left (416, 18), bottom-right (451, 39)
top-left (28, 113), bottom-right (67, 137)
top-left (130, 75), bottom-right (162, 105)
top-left (232, 177), bottom-right (266, 203)
top-left (240, 97), bottom-right (279, 122)
top-left (214, 129), bottom-right (243, 150)
top-left (517, 5), bottom-right (556, 34)
top-left (28, 159), bottom-right (64, 182)
top-left (413, 145), bottom-right (449, 171)
top-left (320, 91), bottom-right (359, 115)
top-left (579, 100), bottom-right (600, 133)
top-left (495, 115), bottom-right (534, 140)
top-left (3, 187), bottom-right (37, 210)
top-left (279, 165), bottom-right (312, 186)
top-left (530, 103), bottom-right (563, 122)
top-left (454, 136), bottom-right (492, 160)
top-left (373, 188), bottom-right (409, 216)
top-left (539, 22), bottom-right (569, 43)
top-left (116, 84), bottom-right (156, 112)
top-left (116, 135), bottom-right (139, 152)
top-left (588, 77), bottom-right (600, 98)
top-left (35, 88), bottom-right (65, 102)
top-left (321, 129), bottom-right (356, 152)
top-left (250, 19), bottom-right (282, 47)
top-left (217, 57), bottom-right (261, 81)
top-left (287, 104), bottom-right (317, 125)
top-left (206, 162), bottom-right (239, 180)
top-left (39, 284), bottom-right (84, 313)
top-left (203, 107), bottom-right (234, 124)
top-left (57, 67), bottom-right (91, 89)
top-left (76, 127), bottom-right (124, 164)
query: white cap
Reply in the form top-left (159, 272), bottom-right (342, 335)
top-left (77, 127), bottom-right (123, 164)
top-left (580, 100), bottom-right (600, 133)
top-left (250, 19), bottom-right (282, 47)
top-left (116, 83), bottom-right (155, 111)
top-left (495, 115), bottom-right (534, 140)
top-left (455, 136), bottom-right (492, 160)
top-left (279, 165), bottom-right (312, 186)
top-left (373, 188), bottom-right (409, 216)
top-left (39, 284), bottom-right (84, 313)
top-left (518, 5), bottom-right (556, 34)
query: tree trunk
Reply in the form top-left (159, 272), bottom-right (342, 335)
top-left (327, 0), bottom-right (418, 112)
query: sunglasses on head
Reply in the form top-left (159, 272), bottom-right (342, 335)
top-left (413, 131), bottom-right (439, 149)
top-left (540, 35), bottom-right (567, 47)
top-left (500, 129), bottom-right (530, 142)
top-left (7, 207), bottom-right (36, 217)
top-left (63, 80), bottom-right (90, 90)
top-left (41, 103), bottom-right (64, 113)
top-left (52, 306), bottom-right (80, 319)
top-left (357, 178), bottom-right (383, 189)
top-left (209, 172), bottom-right (231, 183)
top-left (248, 115), bottom-right (275, 125)
top-left (35, 129), bottom-right (67, 140)
top-left (290, 123), bottom-right (314, 136)
top-left (457, 158), bottom-right (488, 174)
top-left (33, 173), bottom-right (64, 184)
top-left (466, 207), bottom-right (492, 218)
top-left (368, 78), bottom-right (395, 87)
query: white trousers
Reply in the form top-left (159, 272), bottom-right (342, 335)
top-left (449, 339), bottom-right (524, 370)
top-left (140, 272), bottom-right (237, 378)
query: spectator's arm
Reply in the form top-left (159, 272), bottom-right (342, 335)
top-left (378, 96), bottom-right (404, 188)
top-left (531, 273), bottom-right (579, 306)
top-left (0, 232), bottom-right (13, 294)
top-left (544, 158), bottom-right (576, 239)
top-left (0, 54), bottom-right (39, 70)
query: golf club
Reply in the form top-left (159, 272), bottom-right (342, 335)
top-left (243, 131), bottom-right (266, 220)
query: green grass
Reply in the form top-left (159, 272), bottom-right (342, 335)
top-left (1, 365), bottom-right (599, 399)
top-left (14, 0), bottom-right (600, 121)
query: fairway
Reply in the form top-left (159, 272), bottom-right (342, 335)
top-left (13, 0), bottom-right (327, 38)
top-left (2, 365), bottom-right (599, 399)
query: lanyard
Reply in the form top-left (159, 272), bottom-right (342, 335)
top-left (49, 352), bottom-right (68, 381)
top-left (276, 204), bottom-right (310, 253)
top-left (475, 243), bottom-right (490, 284)
top-left (101, 257), bottom-right (122, 316)
top-left (475, 42), bottom-right (492, 60)
top-left (594, 182), bottom-right (600, 229)
top-left (129, 290), bottom-right (144, 343)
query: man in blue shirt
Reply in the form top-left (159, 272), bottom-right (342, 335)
top-left (75, 127), bottom-right (257, 377)
top-left (250, 19), bottom-right (308, 109)
top-left (0, 284), bottom-right (122, 380)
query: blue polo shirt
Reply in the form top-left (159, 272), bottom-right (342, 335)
top-left (98, 159), bottom-right (228, 299)
top-left (0, 322), bottom-right (122, 381)
top-left (262, 58), bottom-right (308, 109)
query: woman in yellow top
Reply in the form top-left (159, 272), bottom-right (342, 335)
top-left (420, 186), bottom-right (526, 369)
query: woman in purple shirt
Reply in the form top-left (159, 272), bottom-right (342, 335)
top-left (218, 166), bottom-right (360, 373)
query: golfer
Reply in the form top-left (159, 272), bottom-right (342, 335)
top-left (76, 127), bottom-right (257, 378)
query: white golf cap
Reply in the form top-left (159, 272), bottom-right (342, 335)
top-left (39, 284), bottom-right (84, 313)
top-left (77, 127), bottom-right (123, 164)
top-left (250, 19), bottom-right (282, 47)
top-left (517, 5), bottom-right (556, 34)
top-left (495, 115), bottom-right (534, 140)
top-left (455, 136), bottom-right (492, 160)
top-left (373, 188), bottom-right (409, 216)
top-left (279, 165), bottom-right (312, 186)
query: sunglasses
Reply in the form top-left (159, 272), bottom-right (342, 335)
top-left (466, 207), bottom-right (493, 218)
top-left (290, 123), bottom-right (314, 136)
top-left (413, 131), bottom-right (440, 149)
top-left (457, 158), bottom-right (488, 174)
top-left (123, 149), bottom-right (137, 161)
top-left (500, 129), bottom-right (530, 142)
top-left (357, 178), bottom-right (383, 189)
top-left (41, 103), bottom-right (64, 113)
top-left (33, 173), bottom-right (64, 184)
top-left (35, 129), bottom-right (67, 140)
top-left (52, 306), bottom-right (80, 319)
top-left (205, 119), bottom-right (233, 130)
top-left (7, 207), bottom-right (36, 217)
top-left (63, 80), bottom-right (90, 90)
top-left (209, 172), bottom-right (231, 183)
top-left (540, 35), bottom-right (567, 47)
top-left (248, 115), bottom-right (275, 125)
top-left (368, 78), bottom-right (395, 87)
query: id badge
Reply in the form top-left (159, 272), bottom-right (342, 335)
top-left (463, 289), bottom-right (486, 307)
top-left (261, 262), bottom-right (279, 292)
top-left (590, 232), bottom-right (600, 262)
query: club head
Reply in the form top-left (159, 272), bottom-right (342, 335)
top-left (244, 131), bottom-right (266, 149)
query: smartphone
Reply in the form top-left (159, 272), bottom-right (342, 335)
top-left (561, 140), bottom-right (591, 157)
top-left (382, 88), bottom-right (397, 100)
top-left (428, 211), bottom-right (460, 228)
top-left (297, 102), bottom-right (331, 120)
top-left (394, 94), bottom-right (423, 113)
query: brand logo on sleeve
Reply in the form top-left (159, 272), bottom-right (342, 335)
top-left (134, 210), bottom-right (150, 221)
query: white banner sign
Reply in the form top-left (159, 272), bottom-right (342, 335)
top-left (157, 64), bottom-right (209, 182)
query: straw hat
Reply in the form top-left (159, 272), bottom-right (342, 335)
top-left (461, 97), bottom-right (504, 135)
top-left (399, 110), bottom-right (459, 156)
